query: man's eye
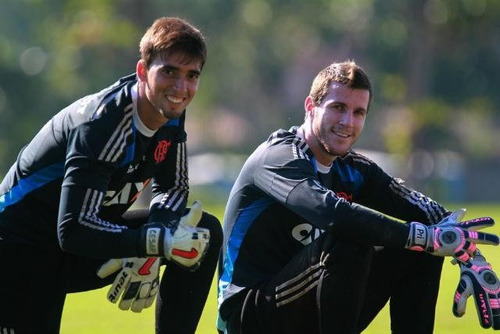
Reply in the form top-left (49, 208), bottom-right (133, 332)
top-left (163, 68), bottom-right (174, 75)
top-left (355, 110), bottom-right (367, 117)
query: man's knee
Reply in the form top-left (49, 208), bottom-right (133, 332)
top-left (322, 239), bottom-right (375, 270)
top-left (199, 211), bottom-right (223, 250)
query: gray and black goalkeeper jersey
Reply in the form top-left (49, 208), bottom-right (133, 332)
top-left (218, 126), bottom-right (448, 314)
top-left (0, 74), bottom-right (189, 258)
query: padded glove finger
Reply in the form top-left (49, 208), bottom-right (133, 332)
top-left (452, 251), bottom-right (500, 329)
top-left (96, 257), bottom-right (160, 312)
top-left (458, 216), bottom-right (495, 231)
top-left (97, 258), bottom-right (123, 278)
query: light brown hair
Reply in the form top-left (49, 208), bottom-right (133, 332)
top-left (309, 60), bottom-right (373, 110)
top-left (139, 17), bottom-right (207, 69)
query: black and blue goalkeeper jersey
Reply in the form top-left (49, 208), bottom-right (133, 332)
top-left (218, 126), bottom-right (448, 317)
top-left (0, 74), bottom-right (190, 259)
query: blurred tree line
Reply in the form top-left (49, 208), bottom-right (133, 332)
top-left (1, 0), bottom-right (499, 201)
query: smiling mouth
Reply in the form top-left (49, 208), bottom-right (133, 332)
top-left (166, 95), bottom-right (184, 104)
top-left (333, 130), bottom-right (350, 138)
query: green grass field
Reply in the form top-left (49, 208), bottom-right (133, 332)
top-left (61, 203), bottom-right (500, 333)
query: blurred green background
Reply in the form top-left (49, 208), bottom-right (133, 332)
top-left (2, 0), bottom-right (500, 333)
top-left (1, 0), bottom-right (500, 202)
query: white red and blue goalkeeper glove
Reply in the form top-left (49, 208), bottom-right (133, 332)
top-left (406, 209), bottom-right (499, 262)
top-left (97, 257), bottom-right (160, 312)
top-left (453, 250), bottom-right (500, 330)
top-left (143, 201), bottom-right (210, 270)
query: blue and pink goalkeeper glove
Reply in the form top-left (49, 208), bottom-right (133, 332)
top-left (406, 209), bottom-right (498, 262)
top-left (453, 250), bottom-right (500, 330)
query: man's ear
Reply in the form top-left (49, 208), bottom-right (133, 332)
top-left (304, 96), bottom-right (315, 118)
top-left (136, 60), bottom-right (147, 82)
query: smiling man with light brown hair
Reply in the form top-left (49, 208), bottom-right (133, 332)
top-left (0, 17), bottom-right (221, 334)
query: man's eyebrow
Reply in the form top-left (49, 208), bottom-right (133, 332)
top-left (188, 69), bottom-right (201, 76)
top-left (327, 100), bottom-right (367, 112)
top-left (162, 64), bottom-right (178, 70)
top-left (326, 100), bottom-right (345, 107)
top-left (161, 64), bottom-right (201, 76)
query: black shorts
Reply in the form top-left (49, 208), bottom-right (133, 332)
top-left (0, 209), bottom-right (153, 333)
top-left (0, 208), bottom-right (223, 334)
top-left (224, 234), bottom-right (443, 334)
top-left (0, 238), bottom-right (113, 333)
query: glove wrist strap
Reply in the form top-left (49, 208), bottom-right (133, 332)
top-left (407, 222), bottom-right (429, 251)
top-left (143, 225), bottom-right (166, 256)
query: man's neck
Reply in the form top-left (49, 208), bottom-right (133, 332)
top-left (298, 125), bottom-right (336, 166)
top-left (136, 82), bottom-right (168, 131)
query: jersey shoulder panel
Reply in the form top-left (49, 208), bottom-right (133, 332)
top-left (64, 75), bottom-right (137, 166)
top-left (264, 127), bottom-right (314, 165)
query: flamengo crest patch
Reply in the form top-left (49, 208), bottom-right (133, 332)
top-left (154, 140), bottom-right (171, 163)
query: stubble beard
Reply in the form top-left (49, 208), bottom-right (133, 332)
top-left (315, 125), bottom-right (354, 159)
top-left (313, 125), bottom-right (338, 160)
top-left (318, 136), bottom-right (338, 158)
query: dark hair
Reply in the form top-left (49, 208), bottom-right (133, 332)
top-left (139, 17), bottom-right (207, 69)
top-left (309, 60), bottom-right (373, 110)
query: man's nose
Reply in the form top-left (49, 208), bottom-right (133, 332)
top-left (339, 111), bottom-right (354, 126)
top-left (174, 77), bottom-right (188, 91)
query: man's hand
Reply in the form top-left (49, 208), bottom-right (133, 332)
top-left (143, 201), bottom-right (210, 270)
top-left (97, 257), bottom-right (160, 312)
top-left (163, 201), bottom-right (210, 270)
top-left (406, 209), bottom-right (498, 262)
top-left (453, 250), bottom-right (500, 329)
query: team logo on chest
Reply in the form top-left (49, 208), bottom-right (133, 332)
top-left (336, 191), bottom-right (353, 202)
top-left (154, 140), bottom-right (171, 163)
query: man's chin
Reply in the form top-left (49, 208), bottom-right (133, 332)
top-left (320, 141), bottom-right (350, 157)
top-left (162, 108), bottom-right (184, 119)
